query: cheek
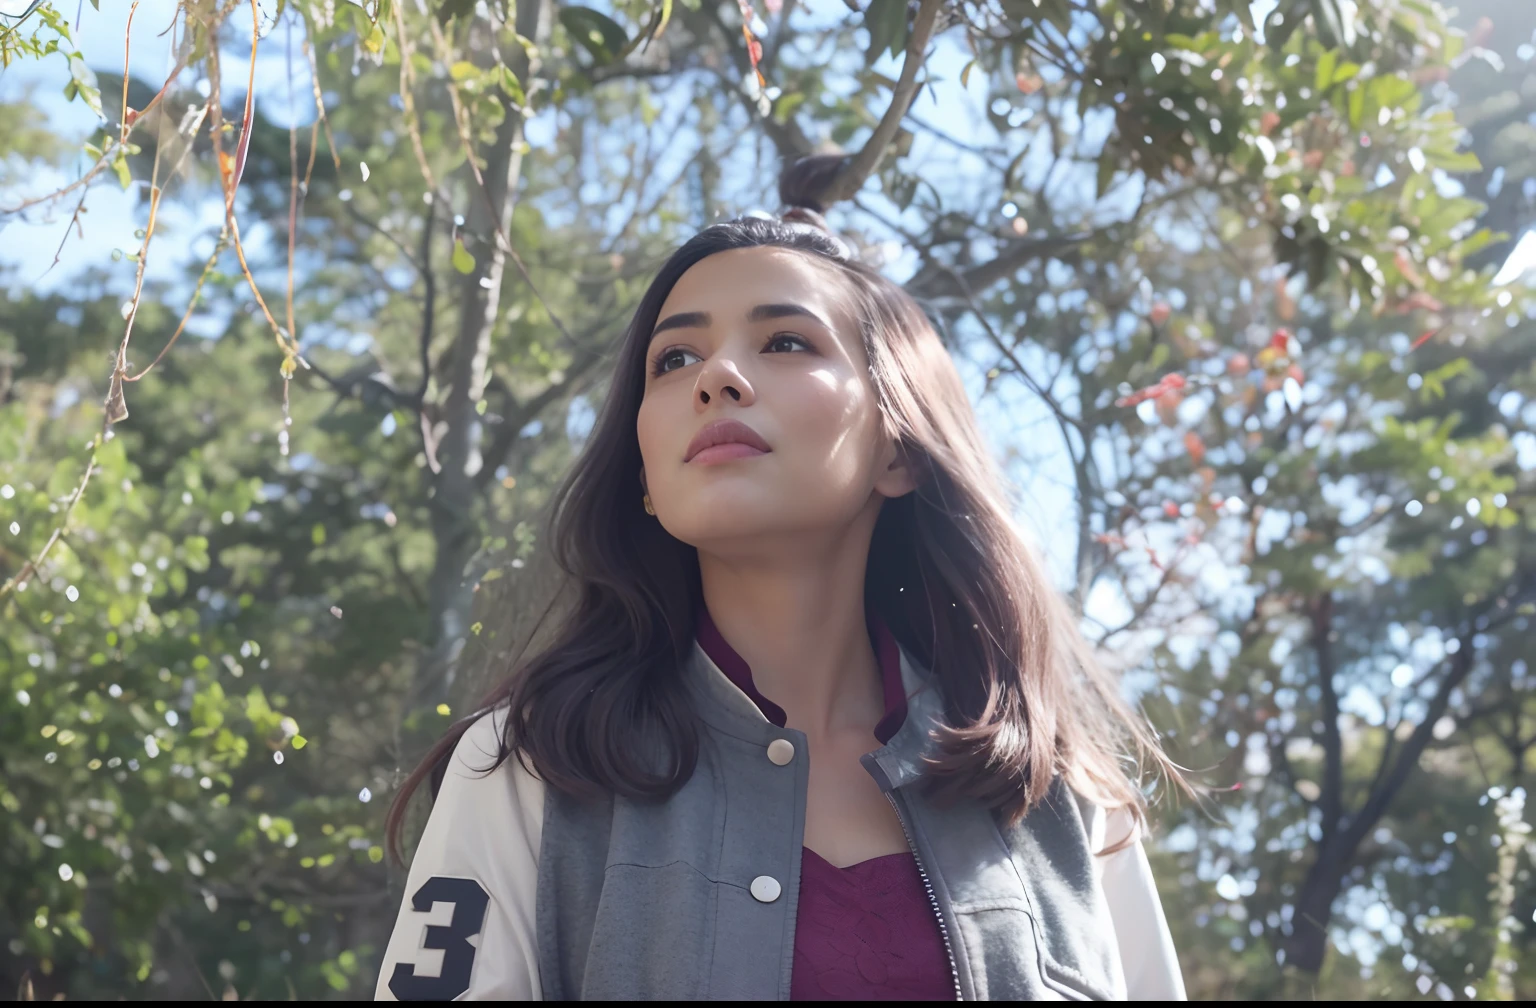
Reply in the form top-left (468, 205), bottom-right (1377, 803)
top-left (635, 392), bottom-right (671, 473)
top-left (786, 366), bottom-right (883, 470)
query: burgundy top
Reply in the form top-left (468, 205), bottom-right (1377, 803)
top-left (696, 609), bottom-right (954, 1001)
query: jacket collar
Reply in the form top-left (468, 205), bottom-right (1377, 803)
top-left (693, 605), bottom-right (909, 742)
top-left (863, 648), bottom-right (945, 790)
top-left (683, 637), bottom-right (943, 792)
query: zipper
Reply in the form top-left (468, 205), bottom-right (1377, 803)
top-left (884, 790), bottom-right (964, 1001)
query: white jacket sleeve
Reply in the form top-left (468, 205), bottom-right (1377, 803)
top-left (375, 708), bottom-right (547, 1001)
top-left (1095, 806), bottom-right (1188, 1001)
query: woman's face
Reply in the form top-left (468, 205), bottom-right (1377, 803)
top-left (635, 246), bottom-right (911, 550)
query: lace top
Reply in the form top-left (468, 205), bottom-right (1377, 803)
top-left (695, 609), bottom-right (954, 1001)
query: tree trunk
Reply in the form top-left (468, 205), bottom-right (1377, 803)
top-left (415, 0), bottom-right (551, 717)
top-left (1282, 846), bottom-right (1349, 974)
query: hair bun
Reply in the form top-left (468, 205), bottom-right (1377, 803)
top-left (779, 205), bottom-right (833, 232)
top-left (778, 153), bottom-right (851, 217)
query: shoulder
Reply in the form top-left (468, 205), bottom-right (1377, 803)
top-left (1063, 785), bottom-right (1143, 856)
top-left (1094, 802), bottom-right (1143, 856)
top-left (443, 705), bottom-right (514, 780)
top-left (430, 706), bottom-right (546, 831)
top-left (379, 706), bottom-right (546, 1000)
top-left (1082, 800), bottom-right (1187, 999)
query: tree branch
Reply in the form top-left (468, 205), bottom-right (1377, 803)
top-left (473, 340), bottom-right (609, 490)
top-left (1270, 728), bottom-right (1313, 808)
top-left (415, 198), bottom-right (436, 409)
top-left (343, 204), bottom-right (423, 275)
top-left (1311, 593), bottom-right (1346, 840)
top-left (821, 0), bottom-right (943, 203)
top-left (906, 231), bottom-right (1093, 301)
top-left (1345, 637), bottom-right (1479, 850)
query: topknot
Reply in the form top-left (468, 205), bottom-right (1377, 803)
top-left (776, 153), bottom-right (853, 256)
top-left (777, 153), bottom-right (851, 217)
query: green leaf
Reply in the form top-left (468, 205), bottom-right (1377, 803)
top-left (1314, 50), bottom-right (1336, 95)
top-left (498, 65), bottom-right (524, 105)
top-left (1370, 74), bottom-right (1417, 112)
top-left (451, 238), bottom-right (475, 274)
top-left (1347, 84), bottom-right (1364, 130)
top-left (617, 0), bottom-right (674, 60)
top-left (434, 0), bottom-right (476, 26)
top-left (449, 60), bottom-right (478, 81)
top-left (772, 90), bottom-right (806, 124)
top-left (1311, 0), bottom-right (1357, 50)
top-left (47, 458), bottom-right (80, 499)
top-left (112, 149), bottom-right (131, 189)
top-left (652, 0), bottom-right (674, 42)
top-left (559, 6), bottom-right (629, 65)
top-left (1268, 6), bottom-right (1305, 51)
top-left (863, 0), bottom-right (908, 65)
top-left (1432, 149), bottom-right (1481, 173)
top-left (67, 55), bottom-right (103, 118)
top-left (1096, 151), bottom-right (1116, 200)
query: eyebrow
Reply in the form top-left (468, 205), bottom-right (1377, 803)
top-left (650, 302), bottom-right (830, 339)
top-left (748, 302), bottom-right (828, 327)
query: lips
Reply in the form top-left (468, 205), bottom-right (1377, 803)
top-left (684, 419), bottom-right (772, 464)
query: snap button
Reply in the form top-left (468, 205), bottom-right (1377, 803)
top-left (766, 738), bottom-right (795, 765)
top-left (750, 875), bottom-right (781, 903)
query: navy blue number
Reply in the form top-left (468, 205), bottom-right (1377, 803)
top-left (388, 876), bottom-right (491, 1000)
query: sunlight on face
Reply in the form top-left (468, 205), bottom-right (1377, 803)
top-left (635, 247), bottom-right (896, 551)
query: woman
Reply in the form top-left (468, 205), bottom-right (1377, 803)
top-left (376, 158), bottom-right (1187, 1001)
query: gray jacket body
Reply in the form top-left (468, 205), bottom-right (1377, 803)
top-left (534, 642), bottom-right (1127, 1001)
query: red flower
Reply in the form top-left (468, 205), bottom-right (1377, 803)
top-left (1183, 431), bottom-right (1206, 465)
top-left (1409, 329), bottom-right (1439, 352)
top-left (1114, 372), bottom-right (1188, 409)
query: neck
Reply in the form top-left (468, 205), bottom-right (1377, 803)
top-left (696, 514), bottom-right (884, 737)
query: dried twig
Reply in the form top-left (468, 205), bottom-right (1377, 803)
top-left (0, 436), bottom-right (100, 601)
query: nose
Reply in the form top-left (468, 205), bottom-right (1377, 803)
top-left (693, 353), bottom-right (755, 410)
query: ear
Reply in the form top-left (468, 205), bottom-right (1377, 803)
top-left (873, 440), bottom-right (918, 500)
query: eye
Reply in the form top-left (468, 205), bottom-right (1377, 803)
top-left (650, 347), bottom-right (701, 377)
top-left (762, 333), bottom-right (812, 354)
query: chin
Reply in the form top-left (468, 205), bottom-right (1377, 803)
top-left (660, 492), bottom-right (805, 548)
top-left (666, 509), bottom-right (789, 546)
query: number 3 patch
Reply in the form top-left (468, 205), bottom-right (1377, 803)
top-left (388, 876), bottom-right (491, 1000)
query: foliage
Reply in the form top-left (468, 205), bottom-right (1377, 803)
top-left (2, 0), bottom-right (1534, 999)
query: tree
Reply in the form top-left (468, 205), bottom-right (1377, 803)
top-left (2, 0), bottom-right (1530, 997)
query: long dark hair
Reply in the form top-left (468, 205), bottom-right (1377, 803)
top-left (386, 158), bottom-right (1180, 858)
